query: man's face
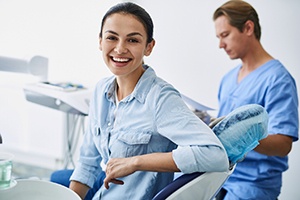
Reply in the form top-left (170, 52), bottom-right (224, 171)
top-left (214, 15), bottom-right (249, 60)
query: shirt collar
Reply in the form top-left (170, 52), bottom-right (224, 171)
top-left (104, 65), bottom-right (156, 104)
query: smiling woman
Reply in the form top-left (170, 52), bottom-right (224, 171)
top-left (52, 2), bottom-right (230, 200)
top-left (99, 13), bottom-right (154, 85)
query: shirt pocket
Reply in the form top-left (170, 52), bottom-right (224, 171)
top-left (112, 131), bottom-right (152, 158)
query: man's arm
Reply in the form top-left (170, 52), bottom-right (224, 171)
top-left (254, 134), bottom-right (293, 157)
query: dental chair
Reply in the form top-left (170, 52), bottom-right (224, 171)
top-left (152, 165), bottom-right (235, 200)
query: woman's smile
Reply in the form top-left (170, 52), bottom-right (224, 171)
top-left (111, 57), bottom-right (132, 63)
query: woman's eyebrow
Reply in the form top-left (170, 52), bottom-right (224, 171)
top-left (127, 32), bottom-right (143, 37)
top-left (104, 30), bottom-right (143, 38)
top-left (105, 30), bottom-right (118, 35)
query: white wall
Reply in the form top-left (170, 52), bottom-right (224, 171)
top-left (0, 0), bottom-right (121, 86)
top-left (0, 0), bottom-right (299, 199)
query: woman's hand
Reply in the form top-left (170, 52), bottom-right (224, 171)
top-left (104, 157), bottom-right (137, 189)
top-left (104, 152), bottom-right (179, 189)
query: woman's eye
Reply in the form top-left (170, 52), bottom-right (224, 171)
top-left (106, 36), bottom-right (117, 41)
top-left (128, 38), bottom-right (139, 43)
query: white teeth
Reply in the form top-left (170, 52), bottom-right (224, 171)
top-left (112, 57), bottom-right (130, 62)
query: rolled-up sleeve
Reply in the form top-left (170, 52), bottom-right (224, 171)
top-left (155, 85), bottom-right (229, 173)
top-left (173, 145), bottom-right (229, 173)
top-left (70, 124), bottom-right (103, 188)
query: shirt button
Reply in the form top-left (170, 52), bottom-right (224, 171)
top-left (108, 122), bottom-right (111, 126)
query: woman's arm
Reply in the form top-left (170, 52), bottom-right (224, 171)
top-left (69, 180), bottom-right (90, 200)
top-left (104, 152), bottom-right (179, 189)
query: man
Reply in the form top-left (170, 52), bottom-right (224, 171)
top-left (213, 1), bottom-right (299, 199)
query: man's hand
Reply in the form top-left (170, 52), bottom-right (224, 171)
top-left (209, 116), bottom-right (225, 129)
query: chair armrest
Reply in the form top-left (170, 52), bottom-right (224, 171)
top-left (152, 172), bottom-right (204, 200)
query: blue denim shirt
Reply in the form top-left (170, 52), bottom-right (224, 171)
top-left (71, 65), bottom-right (228, 200)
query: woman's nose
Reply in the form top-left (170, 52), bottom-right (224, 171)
top-left (114, 41), bottom-right (128, 54)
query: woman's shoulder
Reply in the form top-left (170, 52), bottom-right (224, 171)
top-left (91, 76), bottom-right (115, 98)
top-left (143, 65), bottom-right (178, 92)
top-left (95, 76), bottom-right (115, 88)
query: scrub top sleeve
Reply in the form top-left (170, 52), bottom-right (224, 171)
top-left (264, 74), bottom-right (298, 141)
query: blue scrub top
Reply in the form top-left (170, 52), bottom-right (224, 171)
top-left (217, 59), bottom-right (298, 199)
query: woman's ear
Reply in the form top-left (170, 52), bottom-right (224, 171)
top-left (99, 37), bottom-right (103, 51)
top-left (144, 39), bottom-right (155, 56)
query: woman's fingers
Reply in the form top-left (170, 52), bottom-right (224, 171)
top-left (104, 177), bottom-right (124, 189)
top-left (104, 157), bottom-right (134, 189)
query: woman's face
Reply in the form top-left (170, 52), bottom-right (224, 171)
top-left (100, 13), bottom-right (154, 79)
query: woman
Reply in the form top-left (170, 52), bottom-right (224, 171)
top-left (69, 2), bottom-right (228, 199)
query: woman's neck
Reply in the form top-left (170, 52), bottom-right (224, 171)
top-left (116, 67), bottom-right (145, 101)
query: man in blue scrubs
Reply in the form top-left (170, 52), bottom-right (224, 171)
top-left (213, 1), bottom-right (299, 199)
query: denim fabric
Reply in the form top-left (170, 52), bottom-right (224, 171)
top-left (70, 65), bottom-right (228, 200)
